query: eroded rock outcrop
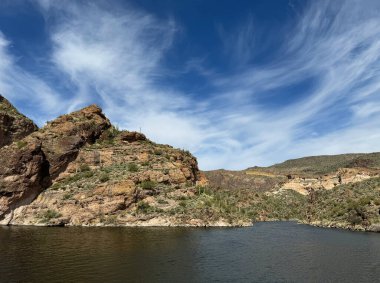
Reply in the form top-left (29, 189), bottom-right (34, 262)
top-left (0, 141), bottom-right (49, 224)
top-left (0, 98), bottom-right (208, 226)
top-left (0, 95), bottom-right (38, 148)
top-left (279, 168), bottom-right (380, 195)
top-left (9, 128), bottom-right (206, 226)
top-left (0, 104), bottom-right (111, 223)
top-left (32, 104), bottom-right (111, 179)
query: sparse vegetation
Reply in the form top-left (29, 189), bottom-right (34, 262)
top-left (127, 163), bottom-right (139, 172)
top-left (39, 209), bottom-right (62, 222)
top-left (16, 140), bottom-right (28, 149)
top-left (154, 149), bottom-right (163, 155)
top-left (99, 172), bottom-right (110, 183)
top-left (141, 180), bottom-right (156, 190)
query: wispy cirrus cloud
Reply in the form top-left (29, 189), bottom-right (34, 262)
top-left (199, 0), bottom-right (380, 169)
top-left (1, 0), bottom-right (380, 170)
top-left (33, 1), bottom-right (221, 153)
top-left (0, 31), bottom-right (67, 123)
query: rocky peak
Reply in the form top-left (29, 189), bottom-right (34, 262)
top-left (0, 104), bottom-right (111, 223)
top-left (30, 104), bottom-right (112, 179)
top-left (0, 95), bottom-right (38, 148)
top-left (0, 102), bottom-right (206, 226)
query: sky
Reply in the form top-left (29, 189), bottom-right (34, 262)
top-left (0, 0), bottom-right (380, 170)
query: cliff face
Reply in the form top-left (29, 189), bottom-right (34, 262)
top-left (0, 104), bottom-right (111, 224)
top-left (0, 97), bottom-right (208, 226)
top-left (0, 95), bottom-right (38, 148)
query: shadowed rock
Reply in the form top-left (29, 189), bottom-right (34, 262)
top-left (0, 95), bottom-right (38, 148)
top-left (0, 104), bottom-right (111, 222)
top-left (0, 141), bottom-right (49, 223)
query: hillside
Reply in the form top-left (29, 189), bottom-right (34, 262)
top-left (204, 153), bottom-right (380, 231)
top-left (0, 100), bottom-right (213, 227)
top-left (0, 96), bottom-right (379, 231)
top-left (257, 153), bottom-right (380, 176)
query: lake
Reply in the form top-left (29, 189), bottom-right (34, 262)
top-left (0, 222), bottom-right (379, 282)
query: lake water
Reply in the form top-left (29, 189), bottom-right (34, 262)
top-left (0, 222), bottom-right (379, 283)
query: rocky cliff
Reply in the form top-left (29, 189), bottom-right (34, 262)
top-left (0, 97), bottom-right (210, 226)
top-left (0, 95), bottom-right (38, 148)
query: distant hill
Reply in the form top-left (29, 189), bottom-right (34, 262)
top-left (254, 153), bottom-right (380, 176)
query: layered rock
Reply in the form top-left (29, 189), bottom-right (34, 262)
top-left (32, 104), bottom-right (111, 179)
top-left (0, 95), bottom-right (38, 148)
top-left (0, 104), bottom-right (111, 223)
top-left (9, 128), bottom-right (206, 226)
top-left (0, 141), bottom-right (49, 224)
top-left (0, 99), bottom-right (207, 226)
top-left (278, 167), bottom-right (380, 195)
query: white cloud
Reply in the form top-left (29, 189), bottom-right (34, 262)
top-left (2, 0), bottom-right (380, 170)
top-left (35, 1), bottom-right (219, 154)
top-left (0, 31), bottom-right (68, 124)
top-left (197, 0), bottom-right (380, 169)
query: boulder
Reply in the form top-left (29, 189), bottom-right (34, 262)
top-left (118, 131), bottom-right (146, 143)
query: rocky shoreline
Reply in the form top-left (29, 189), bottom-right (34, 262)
top-left (5, 217), bottom-right (380, 233)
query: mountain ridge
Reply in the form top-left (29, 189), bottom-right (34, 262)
top-left (0, 95), bottom-right (379, 231)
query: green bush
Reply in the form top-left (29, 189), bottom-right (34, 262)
top-left (141, 180), bottom-right (156, 190)
top-left (141, 161), bottom-right (150, 167)
top-left (137, 201), bottom-right (151, 213)
top-left (99, 173), bottom-right (110, 183)
top-left (154, 149), bottom-right (163, 155)
top-left (82, 171), bottom-right (94, 178)
top-left (79, 164), bottom-right (91, 172)
top-left (128, 163), bottom-right (139, 172)
top-left (62, 193), bottom-right (72, 200)
top-left (16, 141), bottom-right (28, 149)
top-left (41, 209), bottom-right (62, 221)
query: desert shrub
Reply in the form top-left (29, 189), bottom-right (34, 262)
top-left (154, 149), bottom-right (163, 155)
top-left (195, 186), bottom-right (210, 196)
top-left (141, 161), bottom-right (150, 167)
top-left (141, 181), bottom-right (156, 190)
top-left (99, 173), bottom-right (110, 183)
top-left (347, 211), bottom-right (363, 225)
top-left (137, 201), bottom-right (151, 213)
top-left (41, 209), bottom-right (62, 221)
top-left (104, 215), bottom-right (118, 225)
top-left (157, 199), bottom-right (169, 205)
top-left (16, 141), bottom-right (27, 149)
top-left (128, 163), bottom-right (139, 172)
top-left (62, 193), bottom-right (72, 200)
top-left (79, 164), bottom-right (91, 172)
top-left (82, 171), bottom-right (94, 178)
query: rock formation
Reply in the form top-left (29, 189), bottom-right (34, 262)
top-left (0, 97), bottom-right (207, 226)
top-left (0, 95), bottom-right (38, 148)
top-left (0, 104), bottom-right (111, 224)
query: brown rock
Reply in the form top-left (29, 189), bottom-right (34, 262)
top-left (33, 104), bottom-right (111, 179)
top-left (0, 104), bottom-right (111, 221)
top-left (0, 141), bottom-right (49, 222)
top-left (118, 131), bottom-right (146, 143)
top-left (0, 95), bottom-right (38, 148)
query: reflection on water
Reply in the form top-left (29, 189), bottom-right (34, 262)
top-left (0, 222), bottom-right (379, 282)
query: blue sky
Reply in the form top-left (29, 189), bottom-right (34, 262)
top-left (1, 0), bottom-right (380, 170)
